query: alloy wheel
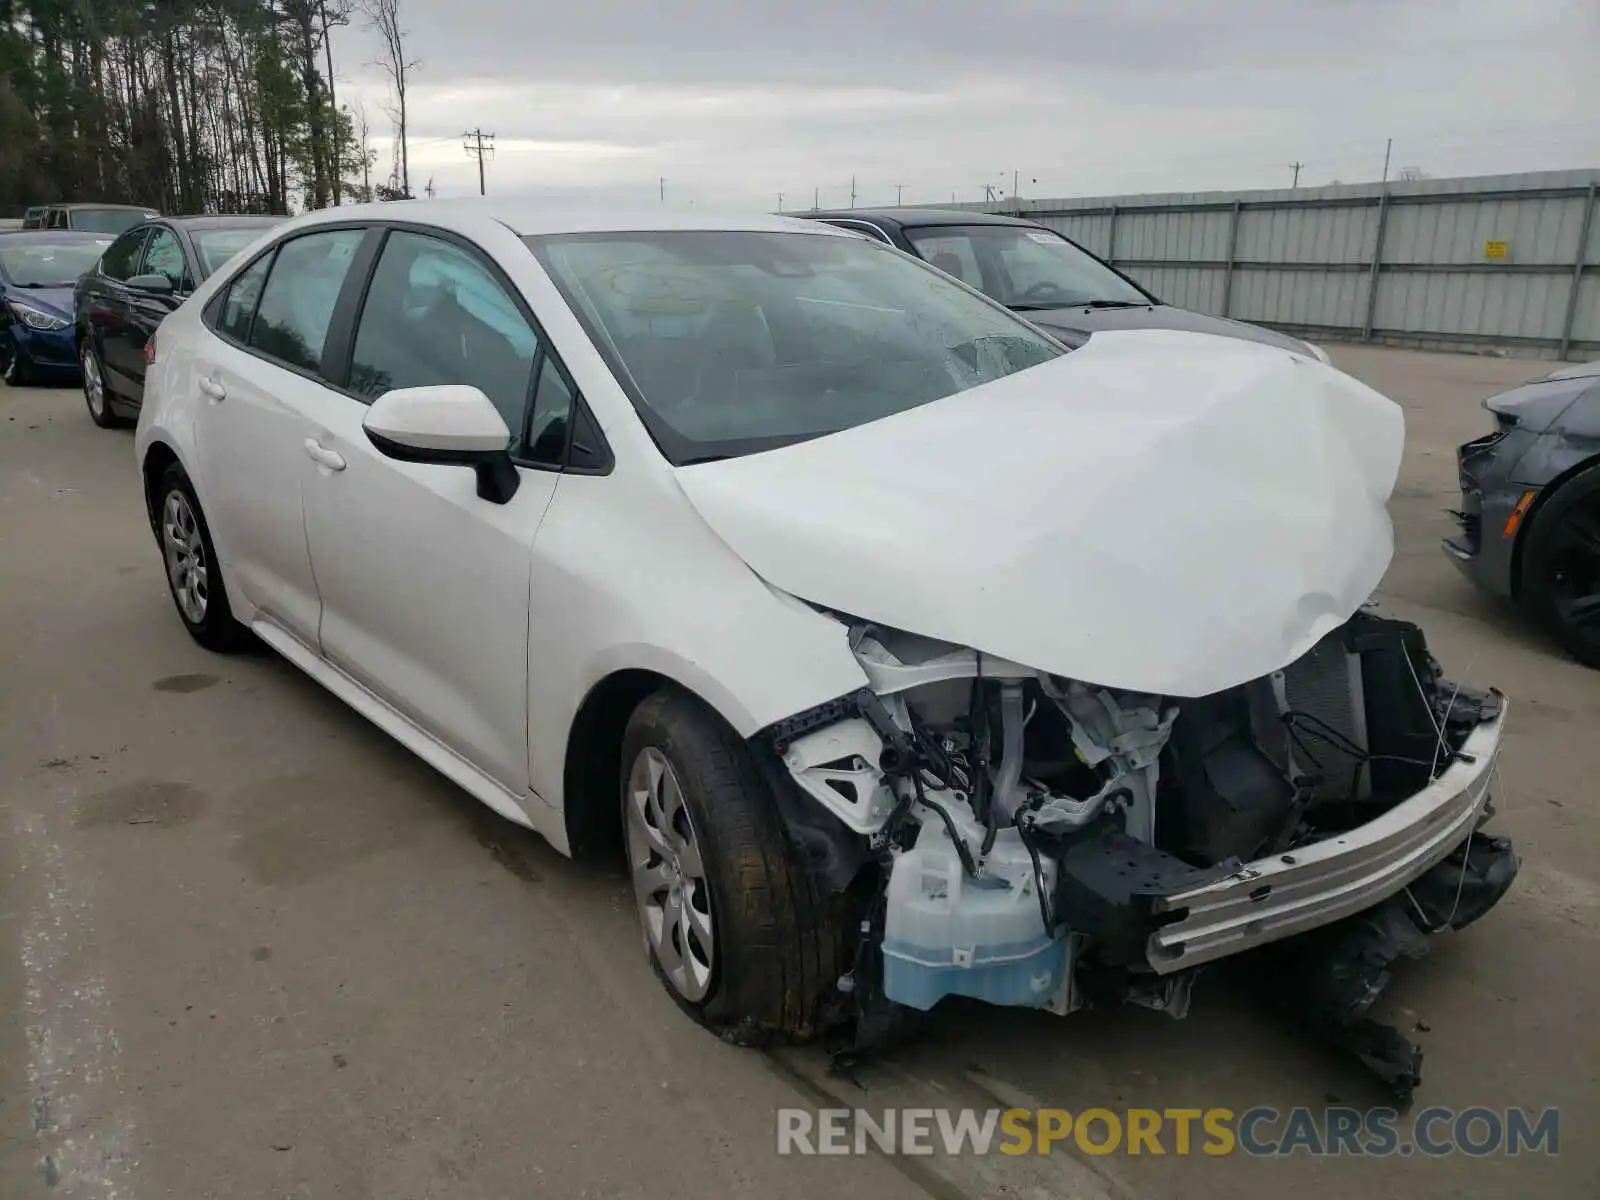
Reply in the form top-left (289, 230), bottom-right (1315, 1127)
top-left (625, 746), bottom-right (716, 1002)
top-left (161, 490), bottom-right (209, 625)
top-left (1549, 495), bottom-right (1600, 645)
top-left (82, 347), bottom-right (105, 418)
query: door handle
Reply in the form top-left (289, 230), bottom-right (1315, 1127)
top-left (304, 438), bottom-right (347, 472)
top-left (198, 376), bottom-right (226, 401)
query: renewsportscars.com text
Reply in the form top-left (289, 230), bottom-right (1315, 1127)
top-left (776, 1106), bottom-right (1560, 1158)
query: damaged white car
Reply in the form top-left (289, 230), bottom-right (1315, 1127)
top-left (135, 205), bottom-right (1516, 1098)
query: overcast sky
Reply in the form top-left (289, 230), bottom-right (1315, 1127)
top-left (330, 0), bottom-right (1600, 209)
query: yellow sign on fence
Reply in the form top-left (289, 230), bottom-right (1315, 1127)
top-left (1484, 240), bottom-right (1509, 260)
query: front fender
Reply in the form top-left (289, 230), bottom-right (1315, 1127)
top-left (524, 471), bottom-right (870, 810)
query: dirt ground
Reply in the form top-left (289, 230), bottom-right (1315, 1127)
top-left (2, 345), bottom-right (1596, 1199)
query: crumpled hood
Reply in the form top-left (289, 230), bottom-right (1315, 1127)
top-left (673, 329), bottom-right (1404, 698)
top-left (1027, 303), bottom-right (1316, 357)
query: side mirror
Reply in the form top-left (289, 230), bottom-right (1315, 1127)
top-left (127, 273), bottom-right (175, 295)
top-left (363, 385), bottom-right (520, 504)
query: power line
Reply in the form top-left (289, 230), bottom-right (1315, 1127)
top-left (462, 129), bottom-right (495, 195)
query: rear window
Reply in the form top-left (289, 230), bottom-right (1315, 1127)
top-left (70, 208), bottom-right (159, 235)
top-left (193, 226), bottom-right (280, 277)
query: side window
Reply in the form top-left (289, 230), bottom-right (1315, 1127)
top-left (248, 228), bottom-right (365, 373)
top-left (215, 254), bottom-right (272, 343)
top-left (99, 229), bottom-right (148, 282)
top-left (526, 355), bottom-right (575, 466)
top-left (349, 230), bottom-right (538, 451)
top-left (48, 208), bottom-right (68, 229)
top-left (140, 228), bottom-right (185, 285)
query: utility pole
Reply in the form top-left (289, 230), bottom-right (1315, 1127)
top-left (777, 191), bottom-right (784, 210)
top-left (895, 183), bottom-right (905, 206)
top-left (813, 185), bottom-right (819, 210)
top-left (463, 130), bottom-right (495, 195)
top-left (850, 175), bottom-right (857, 208)
top-left (1381, 137), bottom-right (1392, 184)
top-left (659, 177), bottom-right (665, 202)
top-left (1289, 160), bottom-right (1304, 188)
top-left (424, 176), bottom-right (435, 200)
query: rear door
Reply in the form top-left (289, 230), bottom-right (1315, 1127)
top-left (192, 226), bottom-right (373, 646)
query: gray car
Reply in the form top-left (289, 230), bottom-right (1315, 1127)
top-left (1446, 359), bottom-right (1600, 667)
top-left (801, 207), bottom-right (1330, 362)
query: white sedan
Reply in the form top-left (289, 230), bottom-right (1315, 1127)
top-left (136, 203), bottom-right (1513, 1085)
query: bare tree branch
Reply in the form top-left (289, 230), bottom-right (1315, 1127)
top-left (360, 0), bottom-right (419, 197)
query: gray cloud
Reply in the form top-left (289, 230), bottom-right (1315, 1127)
top-left (331, 0), bottom-right (1600, 208)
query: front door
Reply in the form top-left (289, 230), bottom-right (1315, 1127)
top-left (119, 226), bottom-right (189, 405)
top-left (85, 227), bottom-right (149, 395)
top-left (301, 227), bottom-right (562, 790)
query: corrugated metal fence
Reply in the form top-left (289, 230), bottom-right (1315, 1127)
top-left (944, 169), bottom-right (1600, 361)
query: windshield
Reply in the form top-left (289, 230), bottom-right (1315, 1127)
top-left (71, 208), bottom-right (158, 235)
top-left (903, 224), bottom-right (1150, 311)
top-left (0, 239), bottom-right (111, 287)
top-left (193, 227), bottom-right (276, 277)
top-left (529, 229), bottom-right (1063, 463)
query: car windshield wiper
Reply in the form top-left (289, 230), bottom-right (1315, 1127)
top-left (1072, 299), bottom-right (1151, 309)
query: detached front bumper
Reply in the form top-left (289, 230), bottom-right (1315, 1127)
top-left (1147, 700), bottom-right (1506, 972)
top-left (1442, 424), bottom-right (1537, 598)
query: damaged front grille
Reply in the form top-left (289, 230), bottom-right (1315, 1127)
top-left (758, 609), bottom-right (1513, 1097)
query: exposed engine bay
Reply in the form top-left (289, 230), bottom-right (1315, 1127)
top-left (761, 609), bottom-right (1516, 1101)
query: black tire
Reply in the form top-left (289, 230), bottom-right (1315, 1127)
top-left (154, 463), bottom-right (250, 653)
top-left (1520, 462), bottom-right (1600, 669)
top-left (619, 688), bottom-right (843, 1044)
top-left (81, 339), bottom-right (124, 428)
top-left (1, 332), bottom-right (33, 386)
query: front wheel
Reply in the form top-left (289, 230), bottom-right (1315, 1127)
top-left (1521, 463), bottom-right (1600, 668)
top-left (620, 688), bottom-right (843, 1043)
top-left (1, 332), bottom-right (33, 386)
top-left (82, 340), bottom-right (122, 428)
top-left (154, 463), bottom-right (250, 653)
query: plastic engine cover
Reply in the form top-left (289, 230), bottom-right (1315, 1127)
top-left (882, 823), bottom-right (1067, 1010)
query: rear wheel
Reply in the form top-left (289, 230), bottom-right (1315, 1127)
top-left (620, 688), bottom-right (842, 1043)
top-left (155, 463), bottom-right (250, 653)
top-left (82, 340), bottom-right (122, 428)
top-left (1521, 463), bottom-right (1600, 668)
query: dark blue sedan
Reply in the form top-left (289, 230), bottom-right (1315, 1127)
top-left (0, 230), bottom-right (112, 385)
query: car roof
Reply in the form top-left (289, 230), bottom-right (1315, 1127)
top-left (0, 229), bottom-right (115, 242)
top-left (156, 215), bottom-right (285, 231)
top-left (53, 202), bottom-right (160, 212)
top-left (280, 199), bottom-right (853, 239)
top-left (805, 207), bottom-right (1044, 231)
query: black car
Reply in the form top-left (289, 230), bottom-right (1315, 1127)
top-left (801, 207), bottom-right (1328, 361)
top-left (1446, 358), bottom-right (1600, 667)
top-left (0, 230), bottom-right (114, 385)
top-left (22, 202), bottom-right (161, 235)
top-left (74, 214), bottom-right (282, 427)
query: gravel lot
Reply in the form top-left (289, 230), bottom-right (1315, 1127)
top-left (2, 346), bottom-right (1596, 1199)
